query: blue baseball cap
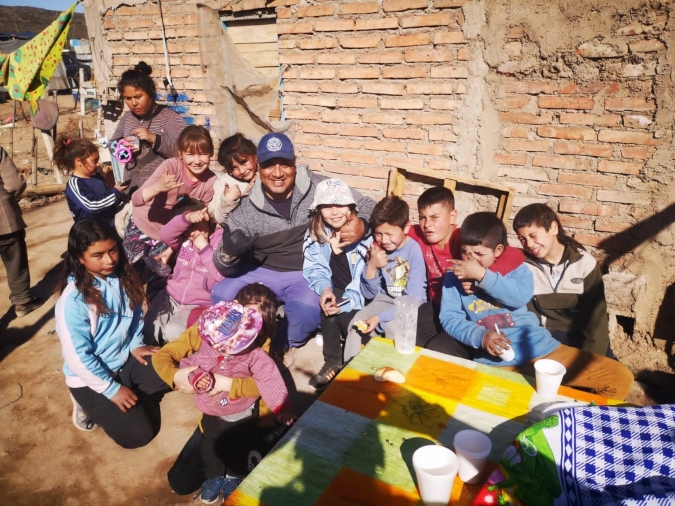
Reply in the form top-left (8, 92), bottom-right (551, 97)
top-left (257, 132), bottom-right (296, 164)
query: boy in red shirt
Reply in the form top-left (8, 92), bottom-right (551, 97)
top-left (408, 187), bottom-right (524, 357)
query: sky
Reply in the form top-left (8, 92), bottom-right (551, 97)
top-left (0, 0), bottom-right (84, 13)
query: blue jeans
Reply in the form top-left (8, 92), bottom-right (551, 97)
top-left (211, 267), bottom-right (321, 349)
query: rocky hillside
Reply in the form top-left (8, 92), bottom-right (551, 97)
top-left (0, 6), bottom-right (87, 45)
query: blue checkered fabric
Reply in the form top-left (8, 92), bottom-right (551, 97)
top-left (558, 404), bottom-right (675, 505)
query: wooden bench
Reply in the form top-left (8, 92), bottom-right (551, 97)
top-left (386, 166), bottom-right (516, 224)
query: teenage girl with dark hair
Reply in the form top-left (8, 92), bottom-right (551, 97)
top-left (55, 219), bottom-right (169, 446)
top-left (513, 203), bottom-right (612, 355)
top-left (111, 61), bottom-right (187, 192)
top-left (54, 135), bottom-right (128, 226)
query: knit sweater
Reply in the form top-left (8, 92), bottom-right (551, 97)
top-left (525, 245), bottom-right (609, 355)
top-left (111, 105), bottom-right (186, 191)
top-left (214, 166), bottom-right (376, 273)
top-left (130, 157), bottom-right (216, 240)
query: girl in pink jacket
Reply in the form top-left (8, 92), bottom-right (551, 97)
top-left (143, 198), bottom-right (223, 344)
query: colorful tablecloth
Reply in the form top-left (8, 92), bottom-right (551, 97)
top-left (225, 338), bottom-right (620, 506)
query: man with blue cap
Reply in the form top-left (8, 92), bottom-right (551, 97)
top-left (211, 132), bottom-right (375, 349)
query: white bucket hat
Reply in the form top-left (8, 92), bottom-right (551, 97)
top-left (309, 178), bottom-right (358, 212)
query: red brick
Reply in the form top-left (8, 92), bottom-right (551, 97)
top-left (322, 111), bottom-right (360, 123)
top-left (433, 31), bottom-right (466, 44)
top-left (630, 39), bottom-right (664, 52)
top-left (559, 113), bottom-right (621, 127)
top-left (499, 167), bottom-right (549, 181)
top-left (597, 130), bottom-right (661, 146)
top-left (277, 23), bottom-right (313, 35)
top-left (407, 82), bottom-right (453, 94)
top-left (276, 7), bottom-right (293, 19)
top-left (457, 48), bottom-right (468, 60)
top-left (553, 141), bottom-right (613, 158)
top-left (383, 0), bottom-right (427, 12)
top-left (499, 112), bottom-right (553, 124)
top-left (434, 0), bottom-right (467, 6)
top-left (318, 53), bottom-right (357, 65)
top-left (383, 156), bottom-right (425, 170)
top-left (558, 215), bottom-right (594, 230)
top-left (355, 18), bottom-right (399, 30)
top-left (340, 126), bottom-right (380, 137)
top-left (114, 6), bottom-right (139, 15)
top-left (503, 82), bottom-right (555, 95)
top-left (338, 97), bottom-right (378, 108)
top-left (294, 133), bottom-right (322, 146)
top-left (498, 95), bottom-right (531, 109)
top-left (573, 234), bottom-right (606, 248)
top-left (301, 149), bottom-right (338, 160)
top-left (401, 13), bottom-right (451, 28)
top-left (605, 98), bottom-right (655, 112)
top-left (339, 2), bottom-right (379, 14)
top-left (620, 146), bottom-right (653, 160)
top-left (320, 164), bottom-right (362, 177)
top-left (558, 172), bottom-right (616, 188)
top-left (505, 26), bottom-right (525, 39)
top-left (597, 160), bottom-right (642, 175)
top-left (383, 67), bottom-right (428, 79)
top-left (538, 96), bottom-right (594, 110)
top-left (405, 50), bottom-right (453, 62)
top-left (279, 53), bottom-right (315, 64)
top-left (538, 184), bottom-right (593, 199)
top-left (299, 68), bottom-right (336, 80)
top-left (315, 20), bottom-right (356, 32)
top-left (596, 190), bottom-right (648, 205)
top-left (382, 128), bottom-right (424, 140)
top-left (502, 126), bottom-right (530, 138)
top-left (494, 153), bottom-right (527, 165)
top-left (595, 221), bottom-right (634, 233)
top-left (297, 5), bottom-right (334, 17)
top-left (558, 201), bottom-right (602, 215)
top-left (359, 52), bottom-right (404, 64)
top-left (557, 83), bottom-right (579, 94)
top-left (298, 38), bottom-right (338, 49)
top-left (341, 152), bottom-right (379, 165)
top-left (407, 113), bottom-right (453, 124)
top-left (504, 140), bottom-right (550, 152)
top-left (428, 130), bottom-right (458, 142)
top-left (285, 109), bottom-right (322, 120)
top-left (301, 122), bottom-right (339, 135)
top-left (532, 155), bottom-right (591, 170)
top-left (537, 126), bottom-right (595, 141)
top-left (623, 115), bottom-right (653, 128)
top-left (381, 99), bottom-right (424, 110)
top-left (324, 138), bottom-right (363, 149)
top-left (339, 36), bottom-right (381, 48)
top-left (362, 82), bottom-right (405, 95)
top-left (430, 66), bottom-right (469, 78)
top-left (408, 143), bottom-right (446, 156)
top-left (320, 82), bottom-right (359, 94)
top-left (365, 140), bottom-right (407, 152)
top-left (338, 68), bottom-right (381, 79)
top-left (362, 112), bottom-right (405, 124)
top-left (385, 34), bottom-right (431, 48)
top-left (268, 0), bottom-right (301, 6)
top-left (430, 98), bottom-right (460, 110)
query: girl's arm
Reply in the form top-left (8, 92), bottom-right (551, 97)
top-left (67, 177), bottom-right (121, 216)
top-left (578, 263), bottom-right (610, 355)
top-left (248, 348), bottom-right (289, 413)
top-left (302, 236), bottom-right (333, 296)
top-left (131, 160), bottom-right (182, 207)
top-left (159, 214), bottom-right (192, 252)
top-left (199, 228), bottom-right (225, 289)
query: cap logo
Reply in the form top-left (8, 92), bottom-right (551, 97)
top-left (217, 308), bottom-right (243, 337)
top-left (266, 137), bottom-right (283, 152)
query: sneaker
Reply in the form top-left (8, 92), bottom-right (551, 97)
top-left (308, 362), bottom-right (341, 389)
top-left (221, 475), bottom-right (242, 500)
top-left (196, 476), bottom-right (225, 504)
top-left (70, 395), bottom-right (99, 431)
top-left (14, 297), bottom-right (45, 318)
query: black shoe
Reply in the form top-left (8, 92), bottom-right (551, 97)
top-left (308, 362), bottom-right (341, 389)
top-left (15, 297), bottom-right (45, 318)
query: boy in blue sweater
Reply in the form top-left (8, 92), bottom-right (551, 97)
top-left (440, 212), bottom-right (633, 400)
top-left (345, 196), bottom-right (426, 358)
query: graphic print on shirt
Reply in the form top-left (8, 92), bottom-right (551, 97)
top-left (384, 256), bottom-right (411, 297)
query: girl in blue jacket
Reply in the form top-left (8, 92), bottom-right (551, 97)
top-left (55, 218), bottom-right (169, 448)
top-left (303, 179), bottom-right (372, 389)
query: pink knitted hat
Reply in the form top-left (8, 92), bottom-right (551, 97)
top-left (197, 301), bottom-right (263, 355)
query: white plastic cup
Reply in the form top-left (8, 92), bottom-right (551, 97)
top-left (393, 295), bottom-right (421, 354)
top-left (412, 445), bottom-right (458, 506)
top-left (498, 346), bottom-right (515, 362)
top-left (453, 430), bottom-right (492, 484)
top-left (534, 359), bottom-right (567, 398)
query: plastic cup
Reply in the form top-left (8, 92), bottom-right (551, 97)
top-left (412, 445), bottom-right (458, 506)
top-left (453, 430), bottom-right (492, 484)
top-left (498, 346), bottom-right (515, 362)
top-left (534, 359), bottom-right (567, 398)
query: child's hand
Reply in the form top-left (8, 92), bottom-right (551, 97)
top-left (448, 258), bottom-right (486, 283)
top-left (328, 231), bottom-right (343, 255)
top-left (482, 329), bottom-right (512, 357)
top-left (241, 174), bottom-right (257, 196)
top-left (367, 242), bottom-right (388, 270)
top-left (154, 167), bottom-right (183, 193)
top-left (461, 281), bottom-right (476, 294)
top-left (362, 315), bottom-right (379, 334)
top-left (154, 247), bottom-right (173, 265)
top-left (190, 230), bottom-right (209, 250)
top-left (208, 373), bottom-right (233, 396)
top-left (111, 385), bottom-right (138, 413)
top-left (223, 182), bottom-right (242, 202)
top-left (196, 376), bottom-right (212, 390)
top-left (275, 410), bottom-right (296, 427)
top-left (320, 287), bottom-right (339, 316)
top-left (174, 366), bottom-right (198, 393)
top-left (185, 208), bottom-right (209, 224)
top-left (131, 345), bottom-right (160, 365)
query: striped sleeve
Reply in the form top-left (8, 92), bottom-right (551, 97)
top-left (67, 176), bottom-right (119, 213)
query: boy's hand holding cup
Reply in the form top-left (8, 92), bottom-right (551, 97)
top-left (482, 327), bottom-right (512, 357)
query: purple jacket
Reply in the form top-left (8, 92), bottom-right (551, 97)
top-left (159, 214), bottom-right (224, 306)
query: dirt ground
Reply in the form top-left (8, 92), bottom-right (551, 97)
top-left (0, 95), bottom-right (673, 505)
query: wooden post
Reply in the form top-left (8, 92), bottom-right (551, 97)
top-left (31, 128), bottom-right (38, 187)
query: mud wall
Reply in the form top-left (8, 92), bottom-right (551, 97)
top-left (97, 0), bottom-right (675, 349)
